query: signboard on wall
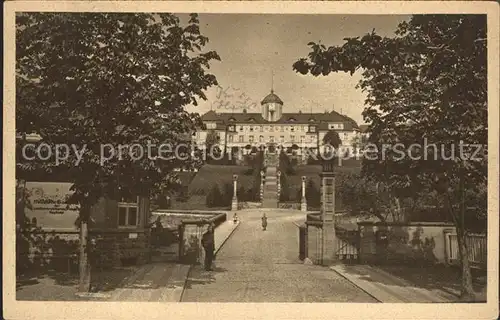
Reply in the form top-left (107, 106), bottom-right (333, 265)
top-left (24, 181), bottom-right (80, 231)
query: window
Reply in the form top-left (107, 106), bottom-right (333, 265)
top-left (291, 135), bottom-right (295, 143)
top-left (239, 135), bottom-right (244, 143)
top-left (269, 136), bottom-right (274, 143)
top-left (249, 135), bottom-right (254, 143)
top-left (304, 126), bottom-right (308, 131)
top-left (281, 126), bottom-right (284, 132)
top-left (309, 125), bottom-right (316, 133)
top-left (250, 127), bottom-right (254, 132)
top-left (260, 126), bottom-right (263, 132)
top-left (300, 136), bottom-right (305, 143)
top-left (228, 135), bottom-right (234, 142)
top-left (280, 136), bottom-right (284, 143)
top-left (259, 135), bottom-right (264, 143)
top-left (310, 135), bottom-right (315, 143)
top-left (239, 126), bottom-right (244, 131)
top-left (118, 203), bottom-right (139, 228)
top-left (291, 126), bottom-right (295, 132)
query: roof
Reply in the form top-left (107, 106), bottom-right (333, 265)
top-left (261, 90), bottom-right (284, 105)
top-left (200, 110), bottom-right (360, 131)
top-left (359, 125), bottom-right (369, 133)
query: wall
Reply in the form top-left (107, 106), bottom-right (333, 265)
top-left (358, 222), bottom-right (456, 266)
top-left (306, 224), bottom-right (323, 264)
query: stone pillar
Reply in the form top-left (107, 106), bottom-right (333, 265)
top-left (260, 170), bottom-right (265, 202)
top-left (231, 174), bottom-right (238, 211)
top-left (301, 176), bottom-right (307, 212)
top-left (320, 166), bottom-right (336, 265)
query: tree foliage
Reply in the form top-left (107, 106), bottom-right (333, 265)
top-left (322, 130), bottom-right (342, 149)
top-left (294, 14), bottom-right (487, 301)
top-left (16, 13), bottom-right (220, 220)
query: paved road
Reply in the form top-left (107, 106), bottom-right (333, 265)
top-left (181, 209), bottom-right (377, 302)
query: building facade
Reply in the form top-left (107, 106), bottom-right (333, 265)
top-left (194, 90), bottom-right (361, 156)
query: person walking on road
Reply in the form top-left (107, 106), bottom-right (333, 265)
top-left (261, 213), bottom-right (268, 231)
top-left (201, 223), bottom-right (215, 271)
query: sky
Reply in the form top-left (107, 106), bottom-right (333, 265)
top-left (179, 14), bottom-right (411, 125)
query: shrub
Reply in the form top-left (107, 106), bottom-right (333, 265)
top-left (156, 194), bottom-right (171, 209)
top-left (176, 186), bottom-right (189, 202)
top-left (222, 182), bottom-right (233, 206)
top-left (250, 151), bottom-right (265, 199)
top-left (206, 184), bottom-right (223, 207)
top-left (279, 173), bottom-right (290, 201)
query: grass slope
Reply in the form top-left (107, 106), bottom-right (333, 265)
top-left (188, 164), bottom-right (254, 195)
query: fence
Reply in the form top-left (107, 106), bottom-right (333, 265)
top-left (334, 226), bottom-right (360, 263)
top-left (16, 229), bottom-right (80, 276)
top-left (16, 228), bottom-right (151, 277)
top-left (445, 232), bottom-right (487, 269)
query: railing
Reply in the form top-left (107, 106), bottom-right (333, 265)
top-left (445, 232), bottom-right (487, 269)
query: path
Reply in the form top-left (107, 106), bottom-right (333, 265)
top-left (181, 209), bottom-right (377, 302)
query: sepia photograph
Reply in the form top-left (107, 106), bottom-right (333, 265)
top-left (3, 1), bottom-right (499, 319)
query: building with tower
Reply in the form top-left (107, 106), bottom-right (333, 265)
top-left (193, 89), bottom-right (361, 157)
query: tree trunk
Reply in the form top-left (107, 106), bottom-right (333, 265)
top-left (456, 227), bottom-right (476, 301)
top-left (78, 220), bottom-right (90, 292)
top-left (456, 170), bottom-right (476, 302)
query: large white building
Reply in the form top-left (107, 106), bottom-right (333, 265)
top-left (194, 90), bottom-right (361, 156)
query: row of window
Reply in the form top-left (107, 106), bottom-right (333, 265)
top-left (202, 122), bottom-right (344, 131)
top-left (229, 125), bottom-right (317, 133)
top-left (228, 135), bottom-right (317, 144)
top-left (328, 123), bottom-right (344, 130)
top-left (195, 131), bottom-right (351, 141)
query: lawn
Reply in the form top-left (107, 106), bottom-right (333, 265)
top-left (281, 162), bottom-right (361, 209)
top-left (187, 164), bottom-right (254, 195)
top-left (167, 164), bottom-right (256, 210)
top-left (170, 195), bottom-right (230, 210)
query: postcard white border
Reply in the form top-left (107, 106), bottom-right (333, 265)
top-left (3, 2), bottom-right (499, 320)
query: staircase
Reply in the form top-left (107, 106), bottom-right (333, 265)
top-left (262, 166), bottom-right (278, 208)
top-left (264, 153), bottom-right (279, 167)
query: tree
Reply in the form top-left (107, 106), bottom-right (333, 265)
top-left (322, 130), bottom-right (342, 150)
top-left (293, 14), bottom-right (486, 301)
top-left (205, 129), bottom-right (221, 162)
top-left (16, 13), bottom-right (220, 291)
